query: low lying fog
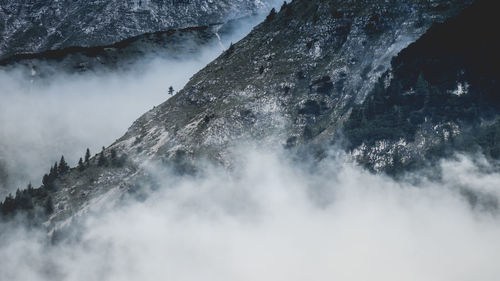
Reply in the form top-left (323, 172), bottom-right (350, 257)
top-left (0, 7), bottom-right (276, 197)
top-left (1, 2), bottom-right (498, 280)
top-left (1, 148), bottom-right (499, 281)
top-left (0, 53), bottom-right (212, 196)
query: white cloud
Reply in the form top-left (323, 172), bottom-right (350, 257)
top-left (1, 148), bottom-right (499, 281)
top-left (0, 5), bottom-right (277, 196)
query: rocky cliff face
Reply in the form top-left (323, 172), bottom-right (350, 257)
top-left (1, 0), bottom-right (482, 230)
top-left (0, 0), bottom-right (272, 59)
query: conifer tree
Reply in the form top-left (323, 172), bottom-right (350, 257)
top-left (97, 147), bottom-right (108, 167)
top-left (110, 149), bottom-right (118, 166)
top-left (59, 156), bottom-right (69, 174)
top-left (280, 1), bottom-right (287, 12)
top-left (1, 193), bottom-right (15, 214)
top-left (42, 173), bottom-right (50, 187)
top-left (78, 157), bottom-right (85, 171)
top-left (266, 8), bottom-right (276, 22)
top-left (85, 148), bottom-right (91, 164)
top-left (50, 162), bottom-right (59, 178)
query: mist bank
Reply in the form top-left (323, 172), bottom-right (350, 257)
top-left (0, 5), bottom-right (280, 197)
top-left (0, 14), bottom-right (272, 79)
top-left (1, 147), bottom-right (500, 281)
top-left (0, 54), bottom-right (206, 197)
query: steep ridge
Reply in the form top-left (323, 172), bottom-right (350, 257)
top-left (0, 0), bottom-right (475, 230)
top-left (0, 0), bottom-right (273, 59)
top-left (116, 0), bottom-right (471, 163)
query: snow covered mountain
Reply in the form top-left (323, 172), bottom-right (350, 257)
top-left (2, 2), bottom-right (500, 279)
top-left (0, 0), bottom-right (273, 59)
top-left (4, 0), bottom-right (500, 235)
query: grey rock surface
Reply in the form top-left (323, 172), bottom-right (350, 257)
top-left (0, 26), bottom-right (221, 77)
top-left (116, 0), bottom-right (472, 163)
top-left (0, 0), bottom-right (273, 59)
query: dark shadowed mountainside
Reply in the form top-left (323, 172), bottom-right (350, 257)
top-left (345, 0), bottom-right (500, 174)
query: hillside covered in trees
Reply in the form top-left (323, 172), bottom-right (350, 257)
top-left (345, 0), bottom-right (500, 173)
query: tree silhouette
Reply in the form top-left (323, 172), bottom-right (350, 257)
top-left (42, 173), bottom-right (50, 187)
top-left (97, 147), bottom-right (108, 167)
top-left (85, 148), bottom-right (91, 164)
top-left (58, 156), bottom-right (69, 174)
top-left (266, 8), bottom-right (276, 22)
top-left (78, 157), bottom-right (85, 171)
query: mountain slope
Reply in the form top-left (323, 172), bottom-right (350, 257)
top-left (0, 0), bottom-right (272, 59)
top-left (0, 26), bottom-right (219, 78)
top-left (115, 0), bottom-right (472, 163)
top-left (1, 0), bottom-right (476, 229)
top-left (345, 0), bottom-right (500, 174)
top-left (0, 15), bottom-right (266, 78)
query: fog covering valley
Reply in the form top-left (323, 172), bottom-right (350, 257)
top-left (0, 56), bottom-right (200, 196)
top-left (1, 0), bottom-right (500, 280)
top-left (0, 12), bottom-right (269, 198)
top-left (1, 147), bottom-right (500, 280)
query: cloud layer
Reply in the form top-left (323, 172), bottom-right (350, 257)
top-left (1, 148), bottom-right (499, 281)
top-left (0, 55), bottom-right (204, 195)
top-left (0, 3), bottom-right (279, 196)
